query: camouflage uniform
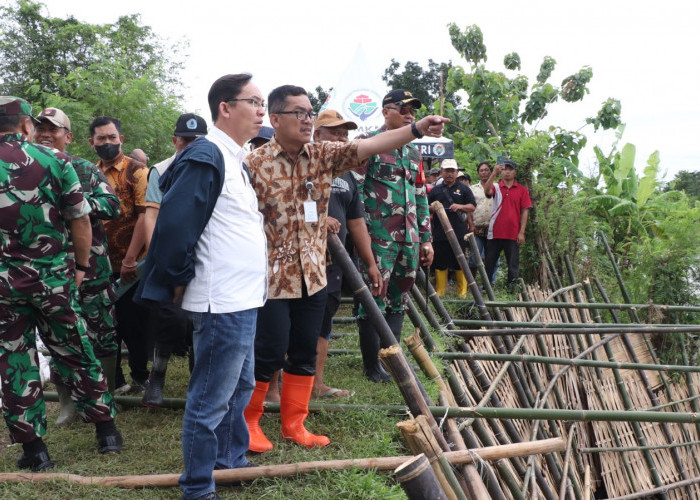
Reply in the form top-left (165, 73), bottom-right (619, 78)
top-left (355, 127), bottom-right (431, 317)
top-left (67, 154), bottom-right (120, 358)
top-left (0, 132), bottom-right (116, 444)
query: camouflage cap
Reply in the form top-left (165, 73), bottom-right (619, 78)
top-left (0, 96), bottom-right (40, 124)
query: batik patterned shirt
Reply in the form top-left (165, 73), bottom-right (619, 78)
top-left (0, 133), bottom-right (91, 295)
top-left (246, 137), bottom-right (361, 299)
top-left (97, 152), bottom-right (147, 270)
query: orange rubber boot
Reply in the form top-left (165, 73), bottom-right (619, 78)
top-left (280, 373), bottom-right (330, 448)
top-left (244, 380), bottom-right (273, 453)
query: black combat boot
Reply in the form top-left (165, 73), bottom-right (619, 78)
top-left (357, 317), bottom-right (391, 382)
top-left (142, 346), bottom-right (171, 408)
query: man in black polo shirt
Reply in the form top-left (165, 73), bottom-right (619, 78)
top-left (428, 159), bottom-right (476, 297)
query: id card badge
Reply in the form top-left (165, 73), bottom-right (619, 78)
top-left (304, 200), bottom-right (318, 223)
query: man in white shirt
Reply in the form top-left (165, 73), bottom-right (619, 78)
top-left (136, 73), bottom-right (267, 500)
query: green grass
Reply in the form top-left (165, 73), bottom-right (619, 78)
top-left (0, 307), bottom-right (441, 499)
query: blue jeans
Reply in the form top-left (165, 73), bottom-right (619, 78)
top-left (179, 308), bottom-right (257, 499)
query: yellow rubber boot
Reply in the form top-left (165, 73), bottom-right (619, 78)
top-left (435, 269), bottom-right (448, 296)
top-left (455, 270), bottom-right (468, 298)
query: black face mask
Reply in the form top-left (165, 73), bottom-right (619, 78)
top-left (94, 143), bottom-right (121, 161)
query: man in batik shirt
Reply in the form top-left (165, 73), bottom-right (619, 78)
top-left (244, 85), bottom-right (446, 452)
top-left (34, 107), bottom-right (121, 423)
top-left (355, 89), bottom-right (434, 382)
top-left (89, 115), bottom-right (150, 393)
top-left (0, 96), bottom-right (122, 472)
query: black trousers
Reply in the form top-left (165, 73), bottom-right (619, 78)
top-left (113, 280), bottom-right (151, 384)
top-left (254, 283), bottom-right (328, 381)
top-left (148, 301), bottom-right (192, 355)
top-left (484, 238), bottom-right (520, 285)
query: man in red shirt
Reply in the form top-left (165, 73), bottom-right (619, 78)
top-left (484, 160), bottom-right (532, 291)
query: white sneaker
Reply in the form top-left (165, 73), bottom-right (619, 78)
top-left (113, 383), bottom-right (131, 395)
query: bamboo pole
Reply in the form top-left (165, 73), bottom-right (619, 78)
top-left (558, 428), bottom-right (576, 500)
top-left (580, 440), bottom-right (700, 453)
top-left (430, 202), bottom-right (536, 409)
top-left (606, 475), bottom-right (700, 500)
top-left (598, 232), bottom-right (641, 323)
top-left (592, 270), bottom-right (695, 494)
top-left (449, 325), bottom-right (700, 336)
top-left (431, 352), bottom-right (700, 373)
top-left (326, 233), bottom-right (395, 349)
top-left (0, 438), bottom-right (566, 488)
top-left (450, 319), bottom-right (700, 329)
top-left (380, 345), bottom-right (448, 451)
top-left (405, 296), bottom-right (438, 351)
top-left (430, 299), bottom-right (700, 314)
top-left (397, 416), bottom-right (466, 500)
top-left (395, 453), bottom-right (450, 500)
top-left (593, 275), bottom-right (621, 323)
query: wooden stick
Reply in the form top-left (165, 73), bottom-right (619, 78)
top-left (0, 438), bottom-right (565, 488)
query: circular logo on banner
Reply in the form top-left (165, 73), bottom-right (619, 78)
top-left (319, 91), bottom-right (334, 112)
top-left (344, 89), bottom-right (382, 122)
top-left (186, 119), bottom-right (198, 130)
top-left (433, 144), bottom-right (446, 156)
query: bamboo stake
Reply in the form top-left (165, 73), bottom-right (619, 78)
top-left (432, 299), bottom-right (700, 314)
top-left (380, 345), bottom-right (449, 451)
top-left (432, 352), bottom-right (700, 373)
top-left (529, 283), bottom-right (585, 323)
top-left (449, 325), bottom-right (700, 336)
top-left (430, 203), bottom-right (535, 408)
top-left (405, 296), bottom-right (438, 351)
top-left (583, 465), bottom-right (591, 500)
top-left (411, 283), bottom-right (449, 331)
top-left (450, 319), bottom-right (700, 329)
top-left (398, 416), bottom-right (466, 500)
top-left (598, 232), bottom-right (641, 323)
top-left (558, 428), bottom-right (576, 500)
top-left (592, 271), bottom-right (695, 494)
top-left (0, 438), bottom-right (566, 488)
top-left (445, 365), bottom-right (513, 500)
top-left (606, 475), bottom-right (700, 500)
top-left (580, 440), bottom-right (700, 453)
top-left (593, 275), bottom-right (621, 323)
top-left (395, 453), bottom-right (450, 500)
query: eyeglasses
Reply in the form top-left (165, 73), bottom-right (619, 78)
top-left (323, 128), bottom-right (349, 140)
top-left (275, 110), bottom-right (318, 122)
top-left (384, 105), bottom-right (416, 116)
top-left (227, 98), bottom-right (266, 110)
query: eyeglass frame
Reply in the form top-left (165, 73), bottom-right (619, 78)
top-left (273, 110), bottom-right (319, 122)
top-left (226, 98), bottom-right (267, 110)
top-left (383, 104), bottom-right (417, 116)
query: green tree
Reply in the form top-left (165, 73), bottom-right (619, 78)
top-left (668, 170), bottom-right (700, 203)
top-left (0, 0), bottom-right (185, 163)
top-left (382, 58), bottom-right (461, 112)
top-left (441, 23), bottom-right (623, 284)
top-left (308, 86), bottom-right (331, 111)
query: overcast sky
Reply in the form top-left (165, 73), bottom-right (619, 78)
top-left (47, 0), bottom-right (699, 180)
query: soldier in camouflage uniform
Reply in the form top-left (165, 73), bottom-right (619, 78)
top-left (355, 89), bottom-right (434, 382)
top-left (0, 97), bottom-right (122, 472)
top-left (34, 107), bottom-right (121, 424)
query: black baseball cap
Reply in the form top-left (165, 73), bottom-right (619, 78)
top-left (382, 89), bottom-right (422, 109)
top-left (174, 113), bottom-right (207, 137)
